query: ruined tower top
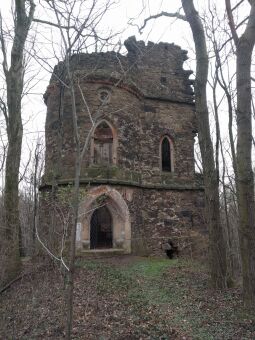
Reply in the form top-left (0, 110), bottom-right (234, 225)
top-left (42, 36), bottom-right (200, 190)
top-left (47, 36), bottom-right (194, 105)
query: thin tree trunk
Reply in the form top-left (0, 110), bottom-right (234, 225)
top-left (212, 38), bottom-right (241, 283)
top-left (236, 1), bottom-right (255, 309)
top-left (211, 67), bottom-right (235, 285)
top-left (65, 72), bottom-right (81, 339)
top-left (181, 0), bottom-right (227, 288)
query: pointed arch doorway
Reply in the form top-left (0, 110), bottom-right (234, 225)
top-left (90, 206), bottom-right (113, 249)
top-left (77, 186), bottom-right (131, 253)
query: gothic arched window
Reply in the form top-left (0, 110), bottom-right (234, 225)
top-left (92, 121), bottom-right (116, 165)
top-left (161, 136), bottom-right (174, 172)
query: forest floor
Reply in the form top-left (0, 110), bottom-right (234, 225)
top-left (0, 255), bottom-right (255, 339)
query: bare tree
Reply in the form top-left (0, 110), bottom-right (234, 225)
top-left (19, 138), bottom-right (44, 256)
top-left (0, 0), bottom-right (35, 287)
top-left (204, 3), bottom-right (242, 284)
top-left (181, 0), bottom-right (228, 288)
top-left (225, 0), bottom-right (255, 309)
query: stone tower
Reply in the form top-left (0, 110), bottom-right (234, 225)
top-left (40, 37), bottom-right (205, 256)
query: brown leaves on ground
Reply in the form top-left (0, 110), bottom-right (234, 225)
top-left (0, 256), bottom-right (255, 339)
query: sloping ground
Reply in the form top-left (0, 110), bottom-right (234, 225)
top-left (0, 256), bottom-right (255, 339)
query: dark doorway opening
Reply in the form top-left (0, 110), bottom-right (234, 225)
top-left (90, 206), bottom-right (112, 249)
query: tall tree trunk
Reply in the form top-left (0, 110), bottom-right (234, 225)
top-left (3, 98), bottom-right (23, 280)
top-left (225, 0), bottom-right (255, 309)
top-left (236, 1), bottom-right (255, 309)
top-left (0, 0), bottom-right (35, 286)
top-left (181, 0), bottom-right (227, 288)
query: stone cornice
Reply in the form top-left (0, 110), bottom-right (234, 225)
top-left (40, 177), bottom-right (204, 191)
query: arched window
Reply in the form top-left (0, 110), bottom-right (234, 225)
top-left (161, 136), bottom-right (174, 172)
top-left (91, 121), bottom-right (117, 165)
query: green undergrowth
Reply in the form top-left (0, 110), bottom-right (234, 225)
top-left (76, 257), bottom-right (255, 339)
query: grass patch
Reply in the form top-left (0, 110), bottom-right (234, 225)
top-left (126, 258), bottom-right (178, 277)
top-left (76, 257), bottom-right (255, 339)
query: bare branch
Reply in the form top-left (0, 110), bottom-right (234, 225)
top-left (35, 216), bottom-right (70, 271)
top-left (0, 133), bottom-right (7, 173)
top-left (33, 18), bottom-right (75, 30)
top-left (77, 81), bottom-right (94, 126)
top-left (139, 10), bottom-right (186, 33)
top-left (232, 0), bottom-right (245, 12)
top-left (0, 97), bottom-right (8, 131)
top-left (0, 12), bottom-right (9, 75)
top-left (19, 148), bottom-right (32, 183)
top-left (225, 0), bottom-right (239, 45)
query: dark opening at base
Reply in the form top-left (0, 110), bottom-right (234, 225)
top-left (90, 206), bottom-right (112, 249)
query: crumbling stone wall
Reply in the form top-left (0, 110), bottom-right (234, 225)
top-left (128, 187), bottom-right (205, 256)
top-left (40, 36), bottom-right (205, 257)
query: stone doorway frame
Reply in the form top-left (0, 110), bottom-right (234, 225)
top-left (76, 186), bottom-right (131, 253)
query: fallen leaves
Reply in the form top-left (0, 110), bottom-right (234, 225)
top-left (0, 257), bottom-right (254, 339)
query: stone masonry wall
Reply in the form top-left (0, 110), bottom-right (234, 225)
top-left (40, 37), bottom-right (205, 258)
top-left (44, 82), bottom-right (197, 183)
top-left (43, 36), bottom-right (196, 184)
top-left (38, 184), bottom-right (205, 257)
top-left (129, 187), bottom-right (205, 256)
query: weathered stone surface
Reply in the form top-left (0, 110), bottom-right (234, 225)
top-left (39, 37), bottom-right (206, 257)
